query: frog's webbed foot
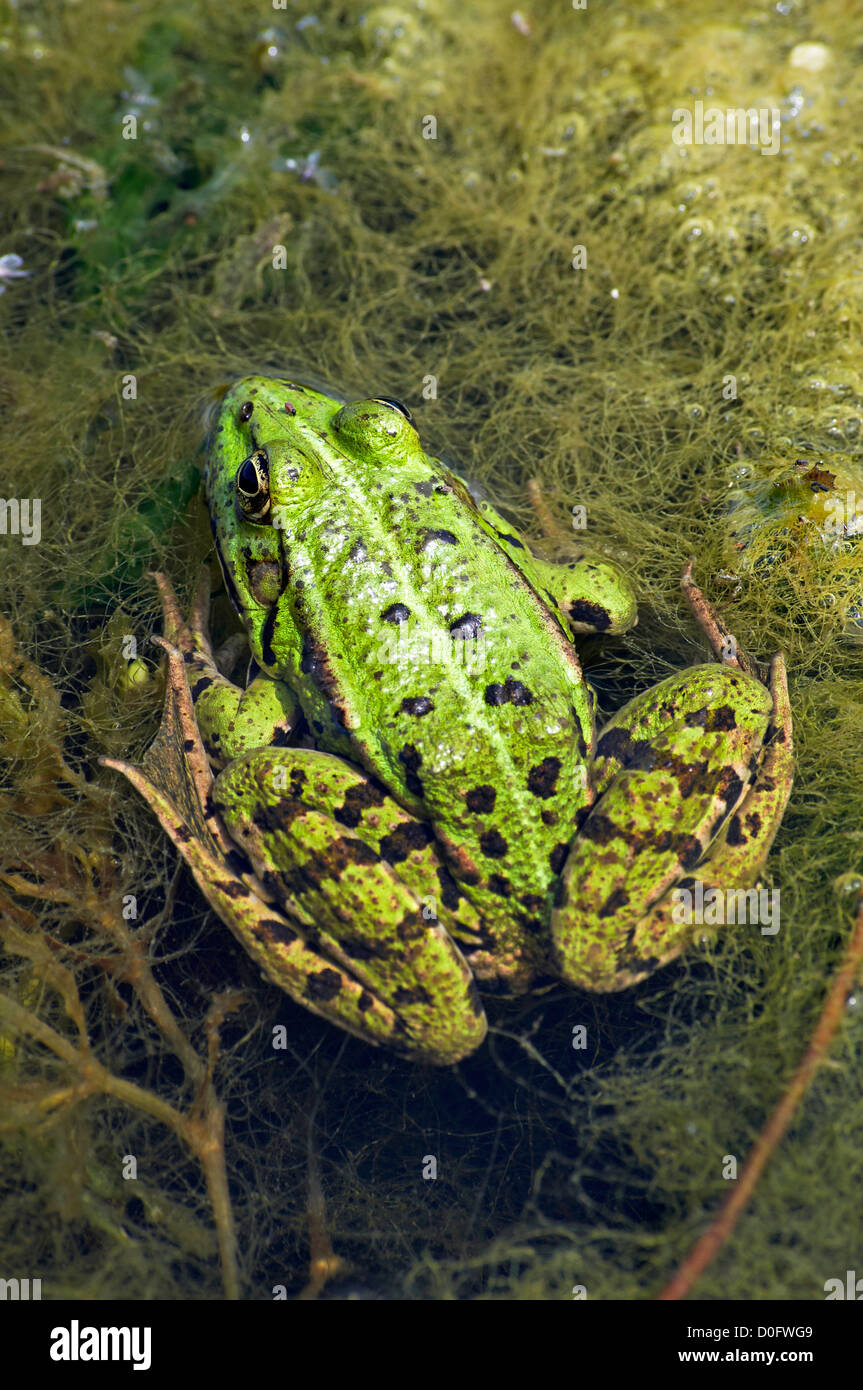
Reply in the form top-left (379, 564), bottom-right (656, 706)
top-left (552, 655), bottom-right (793, 991)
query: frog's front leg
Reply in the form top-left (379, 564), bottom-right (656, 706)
top-left (473, 496), bottom-right (637, 636)
top-left (552, 657), bottom-right (793, 990)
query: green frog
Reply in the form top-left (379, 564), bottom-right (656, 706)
top-left (104, 377), bottom-right (793, 1064)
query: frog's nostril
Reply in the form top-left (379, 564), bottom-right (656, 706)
top-left (239, 400), bottom-right (254, 422)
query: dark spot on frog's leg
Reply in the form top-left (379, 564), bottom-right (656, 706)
top-left (520, 892), bottom-right (546, 914)
top-left (679, 835), bottom-right (704, 870)
top-left (527, 756), bottom-right (562, 798)
top-left (703, 705), bottom-right (737, 733)
top-left (357, 990), bottom-right (375, 1013)
top-left (716, 769), bottom-right (744, 808)
top-left (225, 847), bottom-right (255, 877)
top-left (492, 527), bottom-right (525, 549)
top-left (541, 808), bottom-right (559, 826)
top-left (174, 825), bottom-right (192, 843)
top-left (487, 873), bottom-right (512, 898)
top-left (257, 917), bottom-right (299, 947)
top-left (219, 879), bottom-right (252, 899)
top-left (339, 936), bottom-right (391, 961)
top-left (598, 886), bottom-right (630, 919)
top-left (305, 968), bottom-right (343, 1002)
top-left (381, 602), bottom-right (411, 624)
top-left (479, 829), bottom-right (508, 859)
top-left (549, 842), bottom-right (570, 875)
top-left (191, 676), bottom-right (214, 699)
top-left (467, 979), bottom-right (485, 1017)
top-left (568, 599), bottom-right (612, 632)
top-left (183, 738), bottom-right (196, 752)
top-left (333, 779), bottom-right (386, 828)
top-left (393, 983), bottom-right (433, 1006)
top-left (466, 784), bottom-right (496, 814)
top-left (449, 612), bottom-right (483, 639)
top-left (270, 726), bottom-right (293, 748)
top-left (401, 696), bottom-right (434, 718)
top-left (596, 727), bottom-right (647, 766)
top-left (379, 820), bottom-right (434, 863)
top-left (725, 814), bottom-right (746, 846)
top-left (328, 836), bottom-right (381, 872)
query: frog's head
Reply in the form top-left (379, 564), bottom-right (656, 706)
top-left (205, 375), bottom-right (426, 618)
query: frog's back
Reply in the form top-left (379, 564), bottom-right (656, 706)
top-left (267, 451), bottom-right (594, 939)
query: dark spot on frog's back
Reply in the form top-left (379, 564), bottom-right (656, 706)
top-left (449, 612), bottom-right (483, 639)
top-left (466, 784), bottom-right (496, 814)
top-left (260, 604), bottom-right (278, 667)
top-left (422, 528), bottom-right (459, 548)
top-left (381, 602), bottom-right (411, 624)
top-left (399, 744), bottom-right (423, 796)
top-left (401, 695), bottom-right (434, 718)
top-left (413, 479), bottom-right (434, 497)
top-left (191, 676), bottom-right (213, 699)
top-left (305, 968), bottom-right (343, 1002)
top-left (479, 828), bottom-right (508, 859)
top-left (484, 676), bottom-right (534, 706)
top-left (487, 873), bottom-right (511, 897)
top-left (568, 599), bottom-right (612, 631)
top-left (527, 756), bottom-right (562, 798)
top-left (549, 842), bottom-right (569, 874)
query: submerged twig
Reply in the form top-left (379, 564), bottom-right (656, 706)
top-left (658, 893), bottom-right (863, 1300)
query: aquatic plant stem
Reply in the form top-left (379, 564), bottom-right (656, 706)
top-left (658, 895), bottom-right (863, 1300)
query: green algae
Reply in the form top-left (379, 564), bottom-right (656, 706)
top-left (1, 0), bottom-right (863, 1300)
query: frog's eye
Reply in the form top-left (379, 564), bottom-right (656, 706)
top-left (373, 396), bottom-right (413, 424)
top-left (235, 449), bottom-right (271, 523)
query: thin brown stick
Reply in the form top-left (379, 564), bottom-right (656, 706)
top-left (658, 895), bottom-right (863, 1300)
top-left (680, 558), bottom-right (759, 677)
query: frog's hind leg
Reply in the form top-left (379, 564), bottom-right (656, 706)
top-left (214, 746), bottom-right (488, 1063)
top-left (552, 655), bottom-right (793, 991)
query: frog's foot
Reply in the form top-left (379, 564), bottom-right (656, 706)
top-left (104, 635), bottom-right (486, 1063)
top-left (552, 654), bottom-right (793, 991)
top-left (150, 570), bottom-right (300, 767)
